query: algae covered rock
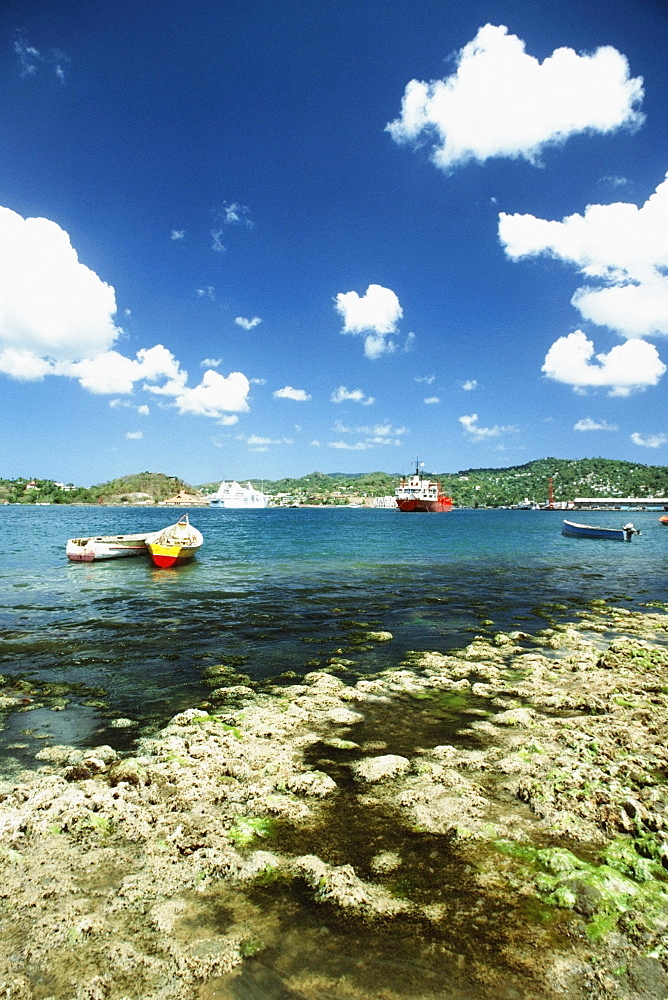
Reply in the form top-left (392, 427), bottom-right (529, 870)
top-left (286, 770), bottom-right (337, 797)
top-left (597, 637), bottom-right (668, 672)
top-left (351, 754), bottom-right (411, 783)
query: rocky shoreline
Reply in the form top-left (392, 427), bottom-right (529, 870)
top-left (1, 602), bottom-right (668, 999)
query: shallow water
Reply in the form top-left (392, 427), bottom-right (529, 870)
top-left (1, 504), bottom-right (666, 771)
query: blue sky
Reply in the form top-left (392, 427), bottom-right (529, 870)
top-left (1, 0), bottom-right (667, 485)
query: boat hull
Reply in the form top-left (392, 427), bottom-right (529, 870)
top-left (66, 534), bottom-right (149, 562)
top-left (148, 544), bottom-right (198, 568)
top-left (562, 520), bottom-right (636, 541)
top-left (146, 515), bottom-right (203, 568)
top-left (396, 498), bottom-right (453, 513)
top-left (660, 516), bottom-right (668, 526)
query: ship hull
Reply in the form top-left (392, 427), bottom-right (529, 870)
top-left (396, 498), bottom-right (452, 513)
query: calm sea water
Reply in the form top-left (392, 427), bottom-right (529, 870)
top-left (1, 504), bottom-right (666, 772)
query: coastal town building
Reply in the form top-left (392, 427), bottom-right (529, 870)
top-left (572, 496), bottom-right (668, 511)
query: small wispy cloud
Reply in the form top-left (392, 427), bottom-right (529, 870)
top-left (328, 441), bottom-right (375, 450)
top-left (415, 375), bottom-right (436, 385)
top-left (110, 399), bottom-right (149, 416)
top-left (170, 230), bottom-right (185, 240)
top-left (631, 431), bottom-right (667, 448)
top-left (201, 358), bottom-right (222, 368)
top-left (221, 201), bottom-right (254, 227)
top-left (14, 33), bottom-right (41, 77)
top-left (273, 386), bottom-right (311, 401)
top-left (238, 433), bottom-right (293, 452)
top-left (329, 420), bottom-right (406, 450)
top-left (600, 175), bottom-right (628, 188)
top-left (424, 396), bottom-right (440, 404)
top-left (14, 33), bottom-right (70, 83)
top-left (574, 417), bottom-right (618, 432)
top-left (235, 316), bottom-right (262, 330)
top-left (210, 229), bottom-right (226, 252)
top-left (462, 379), bottom-right (478, 391)
top-left (125, 430), bottom-right (143, 440)
top-left (196, 286), bottom-right (215, 300)
top-left (459, 413), bottom-right (518, 442)
top-left (330, 385), bottom-right (375, 405)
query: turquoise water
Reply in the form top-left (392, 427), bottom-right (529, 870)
top-left (1, 505), bottom-right (666, 771)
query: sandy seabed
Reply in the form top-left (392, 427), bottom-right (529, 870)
top-left (1, 603), bottom-right (668, 1000)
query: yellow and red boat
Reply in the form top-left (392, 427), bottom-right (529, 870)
top-left (146, 515), bottom-right (203, 568)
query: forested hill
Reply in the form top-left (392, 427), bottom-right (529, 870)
top-left (248, 457), bottom-right (668, 507)
top-left (436, 457), bottom-right (668, 507)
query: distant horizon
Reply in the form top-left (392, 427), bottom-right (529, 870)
top-left (5, 452), bottom-right (668, 491)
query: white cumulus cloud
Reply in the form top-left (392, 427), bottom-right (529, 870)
top-left (335, 284), bottom-right (404, 359)
top-left (0, 207), bottom-right (121, 373)
top-left (169, 370), bottom-right (251, 418)
top-left (66, 345), bottom-right (185, 395)
top-left (387, 24), bottom-right (643, 172)
top-left (631, 432), bottom-right (667, 448)
top-left (273, 386), bottom-right (311, 401)
top-left (499, 174), bottom-right (668, 340)
top-left (573, 417), bottom-right (618, 432)
top-left (330, 385), bottom-right (375, 405)
top-left (542, 330), bottom-right (666, 396)
top-left (0, 207), bottom-right (256, 426)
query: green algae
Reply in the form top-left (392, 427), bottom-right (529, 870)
top-left (494, 837), bottom-right (668, 944)
top-left (228, 816), bottom-right (276, 848)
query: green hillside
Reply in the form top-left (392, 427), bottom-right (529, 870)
top-left (91, 472), bottom-right (197, 503)
top-left (0, 472), bottom-right (197, 505)
top-left (3, 458), bottom-right (668, 506)
top-left (203, 458), bottom-right (668, 506)
top-left (436, 457), bottom-right (668, 507)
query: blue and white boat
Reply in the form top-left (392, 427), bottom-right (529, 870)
top-left (562, 519), bottom-right (640, 541)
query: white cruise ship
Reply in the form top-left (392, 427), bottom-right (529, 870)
top-left (208, 481), bottom-right (269, 509)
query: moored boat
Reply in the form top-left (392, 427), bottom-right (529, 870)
top-left (146, 515), bottom-right (203, 568)
top-left (66, 532), bottom-right (150, 562)
top-left (208, 480), bottom-right (268, 508)
top-left (395, 462), bottom-right (452, 513)
top-left (659, 516), bottom-right (668, 526)
top-left (562, 519), bottom-right (640, 541)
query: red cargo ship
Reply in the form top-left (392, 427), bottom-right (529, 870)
top-left (395, 463), bottom-right (453, 512)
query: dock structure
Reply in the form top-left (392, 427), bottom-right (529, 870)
top-left (572, 497), bottom-right (668, 511)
